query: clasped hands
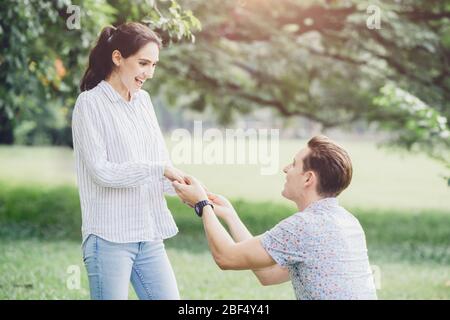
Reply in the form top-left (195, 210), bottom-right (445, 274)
top-left (164, 165), bottom-right (236, 220)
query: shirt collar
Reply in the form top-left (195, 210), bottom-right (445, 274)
top-left (98, 80), bottom-right (141, 104)
top-left (303, 197), bottom-right (339, 212)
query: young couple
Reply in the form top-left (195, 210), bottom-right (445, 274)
top-left (72, 22), bottom-right (377, 300)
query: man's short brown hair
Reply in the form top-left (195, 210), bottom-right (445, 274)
top-left (302, 135), bottom-right (353, 197)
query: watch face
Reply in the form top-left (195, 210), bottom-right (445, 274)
top-left (194, 200), bottom-right (211, 217)
top-left (195, 204), bottom-right (201, 216)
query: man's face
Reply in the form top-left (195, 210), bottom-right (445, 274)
top-left (281, 147), bottom-right (311, 201)
top-left (114, 42), bottom-right (159, 94)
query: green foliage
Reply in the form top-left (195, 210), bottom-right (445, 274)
top-left (143, 0), bottom-right (201, 43)
top-left (155, 0), bottom-right (450, 175)
top-left (0, 0), bottom-right (200, 145)
top-left (373, 83), bottom-right (450, 183)
top-left (1, 0), bottom-right (112, 144)
top-left (374, 83), bottom-right (450, 150)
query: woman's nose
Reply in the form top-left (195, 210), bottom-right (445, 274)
top-left (146, 68), bottom-right (155, 79)
top-left (143, 67), bottom-right (152, 78)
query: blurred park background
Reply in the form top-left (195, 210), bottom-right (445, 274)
top-left (0, 0), bottom-right (449, 299)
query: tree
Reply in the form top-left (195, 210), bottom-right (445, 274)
top-left (0, 0), bottom-right (200, 145)
top-left (153, 0), bottom-right (449, 181)
top-left (1, 0), bottom-right (448, 181)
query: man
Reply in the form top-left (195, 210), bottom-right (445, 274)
top-left (173, 135), bottom-right (377, 300)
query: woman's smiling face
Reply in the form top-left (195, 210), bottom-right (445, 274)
top-left (112, 41), bottom-right (160, 94)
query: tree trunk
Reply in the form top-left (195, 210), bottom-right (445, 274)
top-left (0, 108), bottom-right (14, 144)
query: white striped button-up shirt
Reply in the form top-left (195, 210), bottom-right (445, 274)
top-left (72, 80), bottom-right (178, 244)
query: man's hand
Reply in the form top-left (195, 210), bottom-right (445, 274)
top-left (207, 192), bottom-right (237, 221)
top-left (173, 175), bottom-right (208, 206)
top-left (164, 166), bottom-right (186, 184)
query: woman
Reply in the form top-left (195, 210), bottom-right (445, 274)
top-left (72, 22), bottom-right (185, 300)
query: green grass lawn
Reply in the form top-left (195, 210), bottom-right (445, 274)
top-left (0, 142), bottom-right (449, 299)
top-left (2, 236), bottom-right (449, 300)
top-left (1, 139), bottom-right (449, 211)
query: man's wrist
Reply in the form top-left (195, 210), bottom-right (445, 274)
top-left (194, 199), bottom-right (214, 217)
top-left (201, 204), bottom-right (215, 216)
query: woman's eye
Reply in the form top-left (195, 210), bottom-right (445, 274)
top-left (140, 62), bottom-right (147, 66)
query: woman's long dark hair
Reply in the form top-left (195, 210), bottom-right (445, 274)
top-left (80, 22), bottom-right (162, 91)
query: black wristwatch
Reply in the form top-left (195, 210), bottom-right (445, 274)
top-left (194, 200), bottom-right (214, 217)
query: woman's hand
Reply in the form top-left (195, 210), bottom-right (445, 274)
top-left (164, 166), bottom-right (186, 184)
top-left (172, 175), bottom-right (208, 206)
top-left (207, 192), bottom-right (237, 221)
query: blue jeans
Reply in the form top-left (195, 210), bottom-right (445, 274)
top-left (82, 234), bottom-right (180, 300)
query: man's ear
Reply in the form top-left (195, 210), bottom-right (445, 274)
top-left (111, 50), bottom-right (122, 67)
top-left (304, 171), bottom-right (315, 187)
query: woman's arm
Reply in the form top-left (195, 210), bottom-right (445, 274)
top-left (72, 94), bottom-right (184, 188)
top-left (144, 91), bottom-right (183, 195)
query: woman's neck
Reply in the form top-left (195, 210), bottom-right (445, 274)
top-left (105, 73), bottom-right (131, 102)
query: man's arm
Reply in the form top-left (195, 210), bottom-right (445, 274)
top-left (208, 194), bottom-right (289, 285)
top-left (173, 177), bottom-right (290, 281)
top-left (201, 205), bottom-right (276, 270)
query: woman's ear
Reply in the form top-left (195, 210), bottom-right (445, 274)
top-left (111, 50), bottom-right (122, 67)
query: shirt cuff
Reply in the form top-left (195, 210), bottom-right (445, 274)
top-left (149, 162), bottom-right (165, 182)
top-left (163, 177), bottom-right (177, 196)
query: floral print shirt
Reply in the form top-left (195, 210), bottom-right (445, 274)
top-left (261, 198), bottom-right (377, 300)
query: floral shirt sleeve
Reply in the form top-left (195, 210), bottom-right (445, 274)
top-left (261, 214), bottom-right (311, 266)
